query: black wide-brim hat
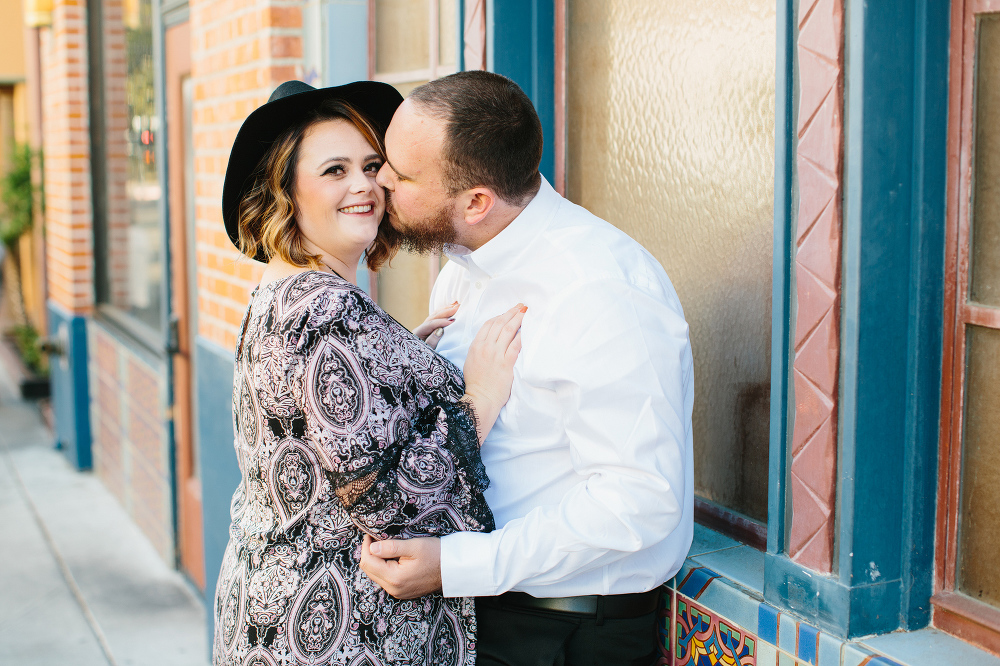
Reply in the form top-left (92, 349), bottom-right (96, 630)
top-left (222, 80), bottom-right (404, 262)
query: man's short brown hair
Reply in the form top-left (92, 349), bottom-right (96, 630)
top-left (409, 71), bottom-right (542, 205)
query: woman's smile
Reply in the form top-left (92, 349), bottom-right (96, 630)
top-left (338, 202), bottom-right (375, 215)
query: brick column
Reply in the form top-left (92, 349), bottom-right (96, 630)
top-left (41, 0), bottom-right (93, 314)
top-left (190, 0), bottom-right (303, 353)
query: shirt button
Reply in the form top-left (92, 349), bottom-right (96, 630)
top-left (474, 281), bottom-right (483, 289)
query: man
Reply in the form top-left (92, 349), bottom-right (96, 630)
top-left (363, 70), bottom-right (694, 663)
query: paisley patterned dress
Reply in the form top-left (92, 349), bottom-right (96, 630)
top-left (213, 271), bottom-right (494, 666)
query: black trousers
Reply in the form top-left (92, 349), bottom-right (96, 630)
top-left (475, 598), bottom-right (658, 666)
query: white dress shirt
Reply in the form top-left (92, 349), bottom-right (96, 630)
top-left (432, 177), bottom-right (694, 598)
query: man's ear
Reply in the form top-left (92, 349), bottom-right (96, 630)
top-left (460, 188), bottom-right (496, 227)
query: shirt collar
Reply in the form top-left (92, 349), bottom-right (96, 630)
top-left (444, 176), bottom-right (561, 278)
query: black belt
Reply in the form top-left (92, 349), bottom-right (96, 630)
top-left (481, 589), bottom-right (660, 620)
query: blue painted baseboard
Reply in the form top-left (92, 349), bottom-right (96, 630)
top-left (47, 302), bottom-right (92, 470)
top-left (194, 335), bottom-right (239, 651)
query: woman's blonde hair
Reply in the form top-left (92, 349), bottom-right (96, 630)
top-left (236, 99), bottom-right (401, 272)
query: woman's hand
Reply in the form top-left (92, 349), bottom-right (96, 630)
top-left (413, 301), bottom-right (460, 350)
top-left (462, 303), bottom-right (526, 444)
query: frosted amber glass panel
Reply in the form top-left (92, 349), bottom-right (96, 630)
top-left (378, 250), bottom-right (433, 331)
top-left (376, 0), bottom-right (429, 74)
top-left (957, 325), bottom-right (1000, 607)
top-left (970, 16), bottom-right (1000, 307)
top-left (568, 0), bottom-right (775, 520)
top-left (439, 0), bottom-right (458, 68)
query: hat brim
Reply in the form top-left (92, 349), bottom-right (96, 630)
top-left (222, 81), bottom-right (404, 263)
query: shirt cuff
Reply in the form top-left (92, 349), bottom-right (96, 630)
top-left (440, 530), bottom-right (496, 598)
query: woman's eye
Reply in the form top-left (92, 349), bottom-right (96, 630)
top-left (323, 165), bottom-right (345, 176)
top-left (364, 161), bottom-right (383, 174)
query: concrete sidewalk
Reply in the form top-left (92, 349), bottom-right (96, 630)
top-left (0, 354), bottom-right (209, 665)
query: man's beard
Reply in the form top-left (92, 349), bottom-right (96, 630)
top-left (387, 192), bottom-right (458, 255)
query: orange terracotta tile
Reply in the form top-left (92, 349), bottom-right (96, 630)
top-left (797, 200), bottom-right (842, 286)
top-left (792, 417), bottom-right (837, 508)
top-left (798, 91), bottom-right (842, 176)
top-left (795, 306), bottom-right (840, 396)
top-left (797, 49), bottom-right (840, 132)
top-left (797, 156), bottom-right (838, 239)
top-left (795, 264), bottom-right (836, 348)
top-left (792, 369), bottom-right (834, 450)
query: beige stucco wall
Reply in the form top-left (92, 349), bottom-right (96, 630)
top-left (0, 0), bottom-right (26, 83)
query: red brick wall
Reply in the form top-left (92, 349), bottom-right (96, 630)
top-left (99, 0), bottom-right (131, 309)
top-left (190, 0), bottom-right (304, 352)
top-left (40, 0), bottom-right (93, 315)
top-left (90, 325), bottom-right (172, 560)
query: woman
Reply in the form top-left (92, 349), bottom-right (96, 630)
top-left (214, 80), bottom-right (523, 666)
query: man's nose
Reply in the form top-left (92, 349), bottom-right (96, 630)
top-left (375, 162), bottom-right (393, 190)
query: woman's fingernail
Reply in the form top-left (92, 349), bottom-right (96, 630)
top-left (520, 306), bottom-right (528, 313)
top-left (371, 542), bottom-right (382, 555)
top-left (448, 318), bottom-right (455, 322)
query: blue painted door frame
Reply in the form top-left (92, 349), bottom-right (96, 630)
top-left (765, 0), bottom-right (949, 638)
top-left (488, 0), bottom-right (556, 184)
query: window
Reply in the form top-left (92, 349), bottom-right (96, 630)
top-left (369, 0), bottom-right (460, 329)
top-left (564, 0), bottom-right (775, 542)
top-left (935, 4), bottom-right (1000, 655)
top-left (92, 0), bottom-right (166, 343)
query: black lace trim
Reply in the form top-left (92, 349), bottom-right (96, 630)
top-left (439, 401), bottom-right (490, 495)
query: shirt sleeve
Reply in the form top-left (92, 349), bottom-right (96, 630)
top-left (288, 285), bottom-right (494, 540)
top-left (439, 275), bottom-right (693, 597)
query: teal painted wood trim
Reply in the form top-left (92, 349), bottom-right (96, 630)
top-left (321, 1), bottom-right (367, 86)
top-left (898, 0), bottom-right (948, 631)
top-left (195, 336), bottom-right (239, 650)
top-left (767, 0), bottom-right (796, 559)
top-left (763, 0), bottom-right (949, 639)
top-left (840, 0), bottom-right (916, 621)
top-left (47, 302), bottom-right (92, 470)
top-left (488, 0), bottom-right (555, 183)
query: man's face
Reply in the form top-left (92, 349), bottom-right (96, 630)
top-left (376, 100), bottom-right (461, 253)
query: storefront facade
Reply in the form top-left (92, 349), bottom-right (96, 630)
top-left (23, 0), bottom-right (1000, 662)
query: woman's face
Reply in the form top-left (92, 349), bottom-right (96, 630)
top-left (293, 118), bottom-right (386, 262)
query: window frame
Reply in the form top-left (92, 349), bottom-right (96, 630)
top-left (88, 0), bottom-right (172, 354)
top-left (934, 0), bottom-right (1000, 654)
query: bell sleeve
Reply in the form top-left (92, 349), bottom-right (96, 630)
top-left (287, 285), bottom-right (494, 540)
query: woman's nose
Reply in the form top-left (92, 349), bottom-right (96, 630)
top-left (350, 169), bottom-right (375, 193)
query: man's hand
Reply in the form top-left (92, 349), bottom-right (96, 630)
top-left (360, 535), bottom-right (443, 599)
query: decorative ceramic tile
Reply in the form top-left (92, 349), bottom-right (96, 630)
top-left (842, 642), bottom-right (874, 666)
top-left (864, 657), bottom-right (906, 666)
top-left (757, 641), bottom-right (779, 666)
top-left (797, 622), bottom-right (819, 664)
top-left (656, 585), bottom-right (672, 665)
top-left (697, 576), bottom-right (761, 633)
top-left (817, 631), bottom-right (842, 666)
top-left (862, 627), bottom-right (1000, 666)
top-left (758, 603), bottom-right (779, 645)
top-left (677, 565), bottom-right (721, 600)
top-left (692, 546), bottom-right (766, 594)
top-left (777, 650), bottom-right (796, 666)
top-left (690, 523), bottom-right (742, 557)
top-left (671, 560), bottom-right (700, 590)
top-left (675, 593), bottom-right (757, 665)
top-left (779, 612), bottom-right (798, 654)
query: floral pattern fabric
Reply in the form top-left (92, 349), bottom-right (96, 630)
top-left (214, 271), bottom-right (494, 666)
